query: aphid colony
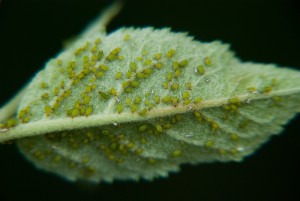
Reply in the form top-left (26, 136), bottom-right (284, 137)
top-left (0, 30), bottom-right (278, 132)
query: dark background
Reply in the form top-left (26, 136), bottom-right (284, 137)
top-left (0, 0), bottom-right (299, 201)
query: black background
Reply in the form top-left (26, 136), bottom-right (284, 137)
top-left (0, 0), bottom-right (299, 201)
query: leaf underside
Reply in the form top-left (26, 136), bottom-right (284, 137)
top-left (1, 13), bottom-right (300, 183)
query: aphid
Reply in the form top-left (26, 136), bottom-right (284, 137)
top-left (174, 69), bottom-right (181, 78)
top-left (179, 59), bottom-right (188, 67)
top-left (194, 97), bottom-right (203, 104)
top-left (131, 104), bottom-right (138, 113)
top-left (171, 83), bottom-right (179, 90)
top-left (110, 88), bottom-right (117, 96)
top-left (247, 87), bottom-right (257, 93)
top-left (40, 82), bottom-right (48, 89)
top-left (138, 108), bottom-right (147, 116)
top-left (83, 95), bottom-right (91, 104)
top-left (138, 125), bottom-right (148, 132)
top-left (162, 95), bottom-right (172, 103)
top-left (125, 97), bottom-right (131, 106)
top-left (166, 72), bottom-right (173, 81)
top-left (185, 82), bottom-right (192, 90)
top-left (96, 71), bottom-right (104, 78)
top-left (126, 70), bottom-right (133, 79)
top-left (197, 65), bottom-right (205, 75)
top-left (172, 150), bottom-right (182, 157)
top-left (163, 81), bottom-right (169, 89)
top-left (131, 81), bottom-right (140, 88)
top-left (85, 106), bottom-right (93, 116)
top-left (154, 95), bottom-right (160, 104)
top-left (130, 62), bottom-right (137, 71)
top-left (117, 104), bottom-right (123, 113)
top-left (182, 91), bottom-right (190, 100)
top-left (205, 140), bottom-right (214, 148)
top-left (123, 34), bottom-right (131, 41)
top-left (167, 49), bottom-right (175, 58)
top-left (94, 38), bottom-right (101, 44)
top-left (44, 106), bottom-right (53, 116)
top-left (54, 87), bottom-right (59, 96)
top-left (99, 91), bottom-right (110, 100)
top-left (97, 50), bottom-right (104, 61)
top-left (155, 124), bottom-right (163, 132)
top-left (115, 71), bottom-right (122, 80)
top-left (172, 61), bottom-right (179, 70)
top-left (99, 65), bottom-right (109, 71)
top-left (204, 57), bottom-right (212, 65)
top-left (134, 96), bottom-right (142, 104)
top-left (154, 63), bottom-right (163, 69)
top-left (153, 53), bottom-right (162, 60)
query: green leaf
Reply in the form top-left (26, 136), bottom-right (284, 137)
top-left (1, 3), bottom-right (300, 183)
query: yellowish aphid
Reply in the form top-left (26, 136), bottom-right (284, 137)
top-left (182, 91), bottom-right (190, 100)
top-left (56, 59), bottom-right (63, 66)
top-left (179, 59), bottom-right (188, 67)
top-left (137, 72), bottom-right (145, 79)
top-left (262, 86), bottom-right (272, 93)
top-left (110, 88), bottom-right (117, 96)
top-left (211, 122), bottom-right (219, 130)
top-left (60, 81), bottom-right (65, 89)
top-left (123, 34), bottom-right (131, 41)
top-left (44, 106), bottom-right (53, 116)
top-left (54, 87), bottom-right (59, 96)
top-left (41, 93), bottom-right (49, 99)
top-left (172, 97), bottom-right (179, 106)
top-left (153, 53), bottom-right (162, 60)
top-left (96, 71), bottom-right (104, 78)
top-left (90, 45), bottom-right (98, 53)
top-left (197, 65), bottom-right (205, 75)
top-left (166, 72), bottom-right (173, 81)
top-left (194, 97), bottom-right (203, 104)
top-left (139, 125), bottom-right (148, 132)
top-left (230, 133), bottom-right (239, 141)
top-left (247, 87), bottom-right (257, 93)
top-left (167, 49), bottom-right (175, 58)
top-left (130, 62), bottom-right (137, 71)
top-left (162, 95), bottom-right (172, 103)
top-left (83, 95), bottom-right (91, 104)
top-left (154, 95), bottom-right (160, 104)
top-left (205, 140), bottom-right (214, 148)
top-left (115, 71), bottom-right (122, 80)
top-left (85, 106), bottom-right (93, 116)
top-left (141, 50), bottom-right (148, 56)
top-left (144, 99), bottom-right (150, 106)
top-left (185, 82), bottom-right (192, 90)
top-left (131, 81), bottom-right (140, 88)
top-left (171, 83), bottom-right (179, 90)
top-left (194, 111), bottom-right (201, 118)
top-left (154, 63), bottom-right (163, 69)
top-left (138, 108), bottom-right (147, 116)
top-left (172, 150), bottom-right (182, 157)
top-left (155, 124), bottom-right (163, 132)
top-left (136, 56), bottom-right (143, 61)
top-left (77, 72), bottom-right (85, 79)
top-left (69, 108), bottom-right (79, 117)
top-left (124, 87), bottom-right (132, 93)
top-left (125, 97), bottom-right (131, 106)
top-left (134, 96), bottom-right (142, 104)
top-left (163, 81), bottom-right (169, 89)
top-left (117, 104), bottom-right (123, 113)
top-left (97, 50), bottom-right (104, 61)
top-left (99, 91), bottom-right (110, 100)
top-left (95, 38), bottom-right (101, 44)
top-left (174, 69), bottom-right (181, 78)
top-left (229, 97), bottom-right (240, 105)
top-left (143, 59), bottom-right (152, 66)
top-left (172, 61), bottom-right (179, 70)
top-left (118, 55), bottom-right (124, 60)
top-left (131, 104), bottom-right (138, 113)
top-left (204, 57), bottom-right (212, 65)
top-left (40, 82), bottom-right (48, 89)
top-left (99, 64), bottom-right (109, 71)
top-left (183, 99), bottom-right (191, 105)
top-left (136, 148), bottom-right (143, 155)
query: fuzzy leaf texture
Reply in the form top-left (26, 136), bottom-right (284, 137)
top-left (1, 3), bottom-right (300, 183)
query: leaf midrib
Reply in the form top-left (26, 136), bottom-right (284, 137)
top-left (1, 88), bottom-right (299, 143)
